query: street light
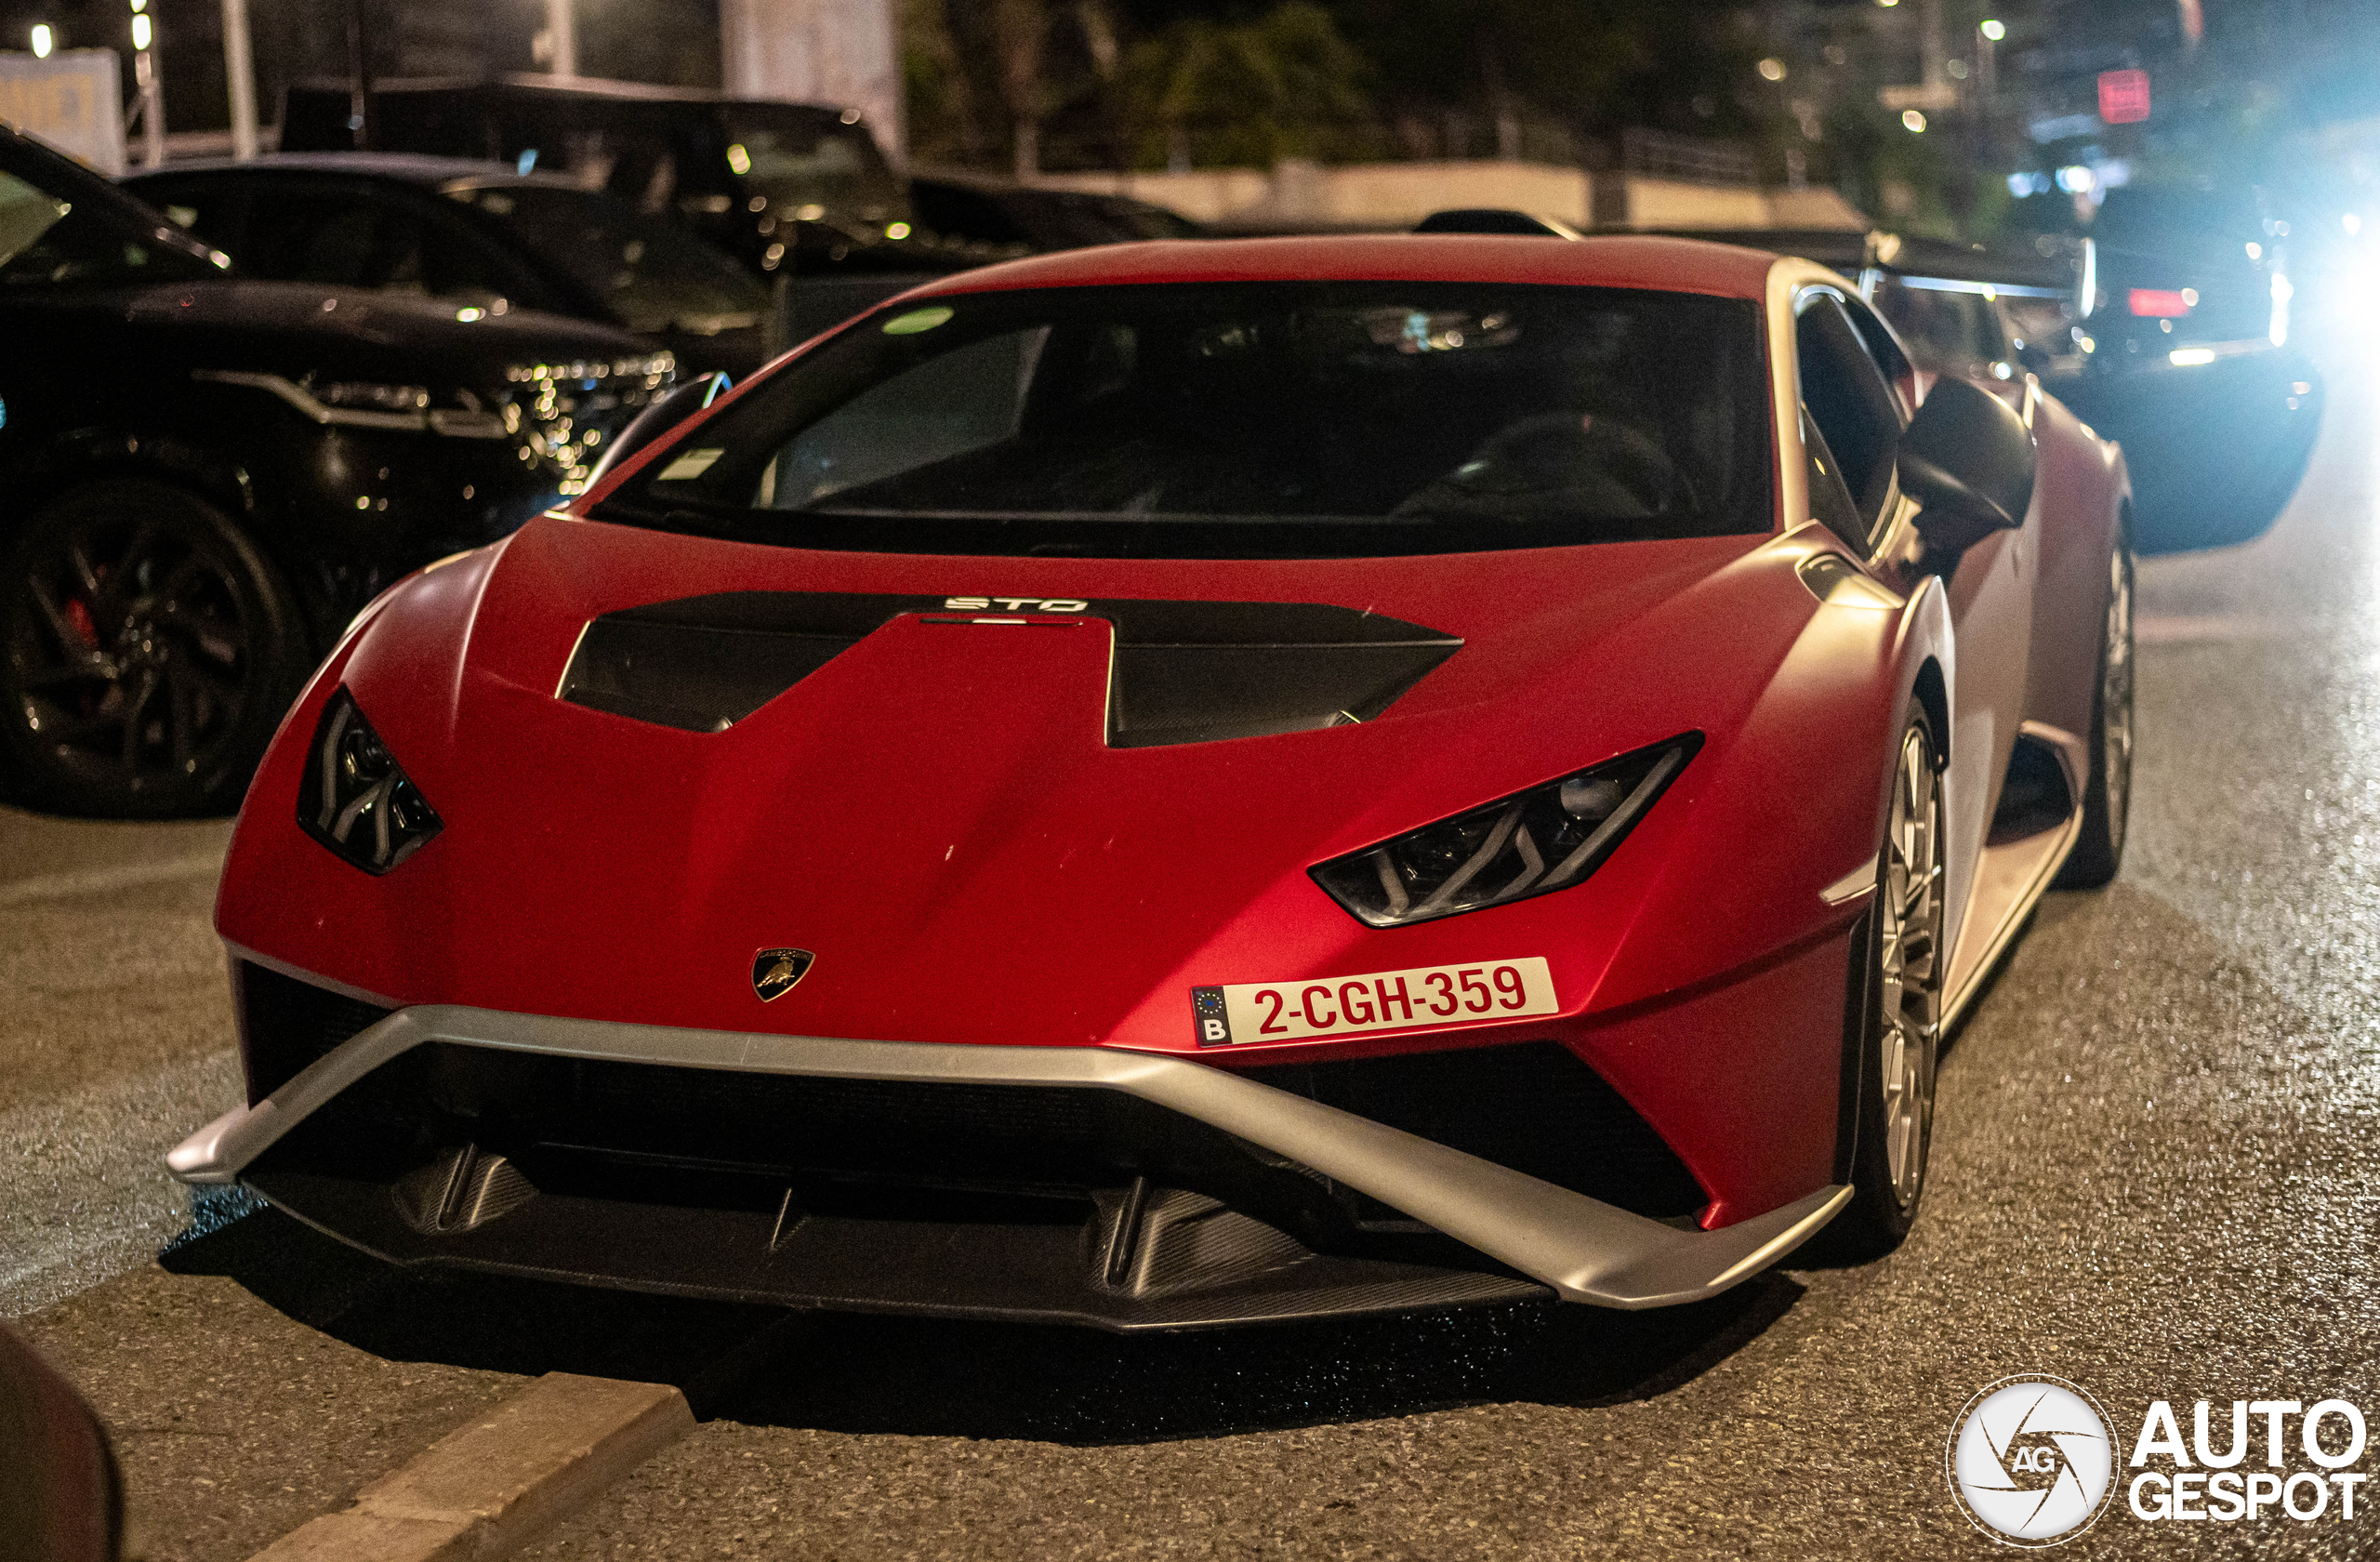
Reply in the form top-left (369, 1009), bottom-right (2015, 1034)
top-left (127, 0), bottom-right (163, 167)
top-left (30, 23), bottom-right (52, 56)
top-left (1903, 109), bottom-right (1928, 132)
top-left (1980, 19), bottom-right (2006, 41)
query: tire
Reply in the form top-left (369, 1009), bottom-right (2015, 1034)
top-left (2055, 514), bottom-right (2135, 889)
top-left (0, 479), bottom-right (308, 817)
top-left (1823, 714), bottom-right (1948, 1260)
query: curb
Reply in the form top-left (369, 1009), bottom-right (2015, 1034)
top-left (246, 1372), bottom-right (692, 1561)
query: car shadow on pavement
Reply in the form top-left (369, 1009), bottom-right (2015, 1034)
top-left (161, 1197), bottom-right (1806, 1446)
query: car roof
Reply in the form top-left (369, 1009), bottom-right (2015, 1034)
top-left (903, 233), bottom-right (1781, 300)
top-left (126, 152), bottom-right (589, 192)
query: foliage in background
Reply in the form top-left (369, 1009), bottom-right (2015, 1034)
top-left (904, 0), bottom-right (1786, 179)
top-left (1119, 3), bottom-right (1370, 169)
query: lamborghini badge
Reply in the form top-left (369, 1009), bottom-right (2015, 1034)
top-left (751, 948), bottom-right (815, 1001)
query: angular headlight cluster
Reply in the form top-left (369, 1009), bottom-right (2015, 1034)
top-left (297, 690), bottom-right (443, 874)
top-left (1311, 735), bottom-right (1701, 928)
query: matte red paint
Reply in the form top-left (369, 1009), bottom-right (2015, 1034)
top-left (215, 237), bottom-right (2127, 1232)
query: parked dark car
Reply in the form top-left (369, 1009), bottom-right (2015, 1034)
top-left (127, 153), bottom-right (773, 377)
top-left (281, 75), bottom-right (981, 340)
top-left (0, 124), bottom-right (673, 816)
top-left (908, 173), bottom-right (1205, 256)
top-left (2068, 187), bottom-right (2320, 552)
top-left (1624, 222), bottom-right (2320, 555)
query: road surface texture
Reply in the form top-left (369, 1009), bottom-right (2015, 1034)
top-left (7, 329), bottom-right (2377, 1560)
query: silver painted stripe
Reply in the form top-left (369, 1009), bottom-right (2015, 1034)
top-left (1892, 274), bottom-right (2068, 300)
top-left (166, 1006), bottom-right (1847, 1311)
top-left (1820, 854), bottom-right (1880, 906)
top-left (193, 369), bottom-right (423, 430)
top-left (191, 371), bottom-right (509, 439)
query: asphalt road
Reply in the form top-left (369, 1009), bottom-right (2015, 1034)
top-left (7, 330), bottom-right (2380, 1560)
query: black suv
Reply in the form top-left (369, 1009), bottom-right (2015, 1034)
top-left (0, 125), bottom-right (672, 815)
top-left (127, 154), bottom-right (774, 377)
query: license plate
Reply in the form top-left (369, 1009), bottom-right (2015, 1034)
top-left (1190, 957), bottom-right (1557, 1047)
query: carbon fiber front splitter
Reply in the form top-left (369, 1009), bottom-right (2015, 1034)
top-left (168, 1004), bottom-right (1849, 1328)
top-left (243, 1162), bottom-right (1552, 1331)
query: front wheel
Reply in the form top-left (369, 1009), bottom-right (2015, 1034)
top-left (1825, 715), bottom-right (1948, 1260)
top-left (2056, 516), bottom-right (2135, 889)
top-left (0, 480), bottom-right (308, 816)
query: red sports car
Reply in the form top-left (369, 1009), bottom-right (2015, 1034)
top-left (168, 236), bottom-right (2134, 1330)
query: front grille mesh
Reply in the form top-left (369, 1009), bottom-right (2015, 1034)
top-left (1240, 1043), bottom-right (1709, 1221)
top-left (238, 971), bottom-right (1706, 1223)
top-left (237, 961), bottom-right (391, 1105)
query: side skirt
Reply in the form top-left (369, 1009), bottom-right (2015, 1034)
top-left (1941, 721), bottom-right (2087, 1029)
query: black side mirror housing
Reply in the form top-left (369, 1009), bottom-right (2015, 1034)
top-left (1898, 376), bottom-right (2037, 555)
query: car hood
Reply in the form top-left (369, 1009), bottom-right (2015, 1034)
top-left (58, 279), bottom-right (650, 387)
top-left (219, 513), bottom-right (1860, 1058)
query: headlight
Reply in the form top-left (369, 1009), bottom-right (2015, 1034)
top-left (297, 690), bottom-right (443, 874)
top-left (499, 353), bottom-right (678, 495)
top-left (1310, 735), bottom-right (1700, 928)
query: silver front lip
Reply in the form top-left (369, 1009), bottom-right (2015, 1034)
top-left (167, 1005), bottom-right (1848, 1310)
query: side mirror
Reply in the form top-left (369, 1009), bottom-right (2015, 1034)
top-left (1898, 376), bottom-right (2037, 554)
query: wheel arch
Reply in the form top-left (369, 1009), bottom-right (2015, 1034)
top-left (3, 428), bottom-right (259, 532)
top-left (1910, 655), bottom-right (1949, 773)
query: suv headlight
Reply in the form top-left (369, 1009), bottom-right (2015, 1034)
top-left (1311, 735), bottom-right (1700, 928)
top-left (317, 380), bottom-right (432, 412)
top-left (500, 353), bottom-right (677, 495)
top-left (298, 690), bottom-right (443, 874)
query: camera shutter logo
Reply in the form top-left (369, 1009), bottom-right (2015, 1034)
top-left (1947, 1376), bottom-right (2117, 1546)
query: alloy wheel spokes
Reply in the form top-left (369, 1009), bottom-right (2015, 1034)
top-left (118, 667), bottom-right (161, 770)
top-left (2104, 551), bottom-right (2135, 829)
top-left (1880, 725), bottom-right (1945, 1210)
top-left (8, 513), bottom-right (254, 783)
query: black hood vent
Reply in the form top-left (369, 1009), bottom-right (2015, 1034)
top-left (557, 592), bottom-right (1460, 745)
top-left (557, 592), bottom-right (908, 733)
top-left (1097, 601), bottom-right (1460, 748)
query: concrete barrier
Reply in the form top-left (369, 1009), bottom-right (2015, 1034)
top-left (1031, 159), bottom-right (1866, 233)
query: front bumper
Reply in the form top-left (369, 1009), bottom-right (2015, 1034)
top-left (170, 1003), bottom-right (1846, 1331)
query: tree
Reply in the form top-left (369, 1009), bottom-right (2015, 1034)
top-left (991, 0), bottom-right (1052, 179)
top-left (1120, 3), bottom-right (1370, 169)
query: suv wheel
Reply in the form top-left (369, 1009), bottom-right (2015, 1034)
top-left (0, 479), bottom-right (307, 816)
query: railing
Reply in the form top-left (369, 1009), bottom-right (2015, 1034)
top-left (1620, 127), bottom-right (1757, 187)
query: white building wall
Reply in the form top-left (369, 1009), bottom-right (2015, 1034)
top-left (720, 0), bottom-right (904, 161)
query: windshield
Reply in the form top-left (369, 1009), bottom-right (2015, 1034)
top-left (447, 182), bottom-right (766, 335)
top-left (599, 281), bottom-right (1772, 559)
top-left (0, 162), bottom-right (217, 290)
